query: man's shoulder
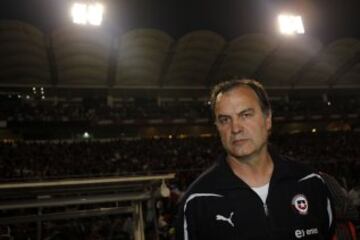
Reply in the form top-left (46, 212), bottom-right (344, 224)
top-left (279, 154), bottom-right (316, 175)
top-left (274, 154), bottom-right (326, 184)
top-left (188, 162), bottom-right (221, 191)
top-left (270, 147), bottom-right (315, 178)
top-left (179, 161), bottom-right (223, 203)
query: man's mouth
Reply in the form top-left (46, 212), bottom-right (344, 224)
top-left (232, 139), bottom-right (248, 144)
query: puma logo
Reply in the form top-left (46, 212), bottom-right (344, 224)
top-left (216, 212), bottom-right (234, 227)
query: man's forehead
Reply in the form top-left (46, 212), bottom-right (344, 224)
top-left (214, 86), bottom-right (262, 113)
top-left (215, 85), bottom-right (258, 104)
top-left (216, 104), bottom-right (254, 115)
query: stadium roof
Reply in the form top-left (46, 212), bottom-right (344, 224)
top-left (1, 0), bottom-right (360, 94)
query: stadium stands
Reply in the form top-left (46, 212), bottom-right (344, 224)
top-left (1, 94), bottom-right (359, 124)
top-left (0, 132), bottom-right (359, 189)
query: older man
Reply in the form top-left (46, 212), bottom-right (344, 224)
top-left (176, 79), bottom-right (335, 240)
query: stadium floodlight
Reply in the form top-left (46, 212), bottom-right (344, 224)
top-left (278, 14), bottom-right (305, 35)
top-left (88, 3), bottom-right (104, 26)
top-left (71, 3), bottom-right (87, 25)
top-left (71, 2), bottom-right (104, 26)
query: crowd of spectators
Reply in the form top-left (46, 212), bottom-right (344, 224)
top-left (0, 137), bottom-right (218, 189)
top-left (271, 96), bottom-right (360, 118)
top-left (0, 97), bottom-right (210, 123)
top-left (1, 95), bottom-right (360, 123)
top-left (1, 131), bottom-right (359, 189)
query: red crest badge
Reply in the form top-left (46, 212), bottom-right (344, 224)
top-left (292, 194), bottom-right (308, 215)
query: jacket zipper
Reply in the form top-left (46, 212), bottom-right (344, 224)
top-left (250, 189), bottom-right (272, 238)
top-left (263, 202), bottom-right (269, 216)
top-left (249, 187), bottom-right (272, 238)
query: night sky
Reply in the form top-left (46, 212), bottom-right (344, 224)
top-left (1, 0), bottom-right (360, 42)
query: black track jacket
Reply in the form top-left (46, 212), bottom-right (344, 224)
top-left (176, 152), bottom-right (335, 240)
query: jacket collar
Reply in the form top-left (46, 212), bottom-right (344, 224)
top-left (213, 147), bottom-right (305, 190)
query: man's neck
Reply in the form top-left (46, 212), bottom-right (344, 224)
top-left (227, 150), bottom-right (274, 188)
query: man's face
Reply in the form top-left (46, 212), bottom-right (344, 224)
top-left (214, 86), bottom-right (272, 160)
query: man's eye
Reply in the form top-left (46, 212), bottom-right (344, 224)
top-left (218, 117), bottom-right (230, 125)
top-left (242, 112), bottom-right (253, 118)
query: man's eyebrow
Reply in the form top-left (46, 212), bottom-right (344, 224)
top-left (216, 108), bottom-right (254, 118)
top-left (216, 114), bottom-right (230, 119)
top-left (238, 108), bottom-right (254, 115)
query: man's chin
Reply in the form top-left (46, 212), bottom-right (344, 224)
top-left (233, 145), bottom-right (253, 155)
top-left (229, 150), bottom-right (254, 161)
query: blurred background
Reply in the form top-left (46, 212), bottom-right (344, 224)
top-left (0, 0), bottom-right (359, 239)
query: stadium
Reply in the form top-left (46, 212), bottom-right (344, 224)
top-left (0, 0), bottom-right (359, 239)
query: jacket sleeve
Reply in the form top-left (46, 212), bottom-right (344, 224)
top-left (325, 193), bottom-right (336, 240)
top-left (319, 173), bottom-right (337, 240)
top-left (175, 197), bottom-right (199, 240)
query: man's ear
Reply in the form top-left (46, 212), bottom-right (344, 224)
top-left (265, 111), bottom-right (272, 131)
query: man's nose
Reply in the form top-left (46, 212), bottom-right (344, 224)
top-left (231, 118), bottom-right (243, 134)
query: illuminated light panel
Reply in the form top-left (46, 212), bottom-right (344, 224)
top-left (71, 2), bottom-right (104, 26)
top-left (88, 3), bottom-right (104, 26)
top-left (71, 3), bottom-right (87, 25)
top-left (278, 14), bottom-right (305, 35)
